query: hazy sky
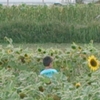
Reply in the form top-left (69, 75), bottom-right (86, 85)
top-left (0, 0), bottom-right (61, 2)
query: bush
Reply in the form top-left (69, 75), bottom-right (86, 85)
top-left (0, 4), bottom-right (100, 43)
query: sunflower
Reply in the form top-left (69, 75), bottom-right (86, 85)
top-left (24, 54), bottom-right (28, 58)
top-left (0, 62), bottom-right (3, 66)
top-left (7, 49), bottom-right (12, 54)
top-left (88, 55), bottom-right (99, 71)
top-left (75, 82), bottom-right (81, 88)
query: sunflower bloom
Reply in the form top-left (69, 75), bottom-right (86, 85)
top-left (24, 54), bottom-right (29, 58)
top-left (25, 58), bottom-right (31, 63)
top-left (88, 55), bottom-right (99, 71)
top-left (75, 82), bottom-right (81, 88)
top-left (0, 62), bottom-right (3, 66)
top-left (7, 49), bottom-right (12, 54)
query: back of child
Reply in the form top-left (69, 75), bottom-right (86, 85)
top-left (40, 56), bottom-right (58, 78)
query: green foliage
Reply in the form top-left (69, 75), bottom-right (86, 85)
top-left (1, 67), bottom-right (100, 100)
top-left (0, 4), bottom-right (100, 43)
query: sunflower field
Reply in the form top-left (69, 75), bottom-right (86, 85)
top-left (0, 37), bottom-right (100, 100)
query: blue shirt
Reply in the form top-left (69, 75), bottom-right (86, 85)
top-left (40, 69), bottom-right (58, 78)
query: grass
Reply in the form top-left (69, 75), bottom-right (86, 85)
top-left (0, 43), bottom-right (100, 50)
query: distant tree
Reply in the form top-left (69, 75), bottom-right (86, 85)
top-left (75, 0), bottom-right (83, 3)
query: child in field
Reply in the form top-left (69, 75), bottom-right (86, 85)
top-left (40, 56), bottom-right (58, 78)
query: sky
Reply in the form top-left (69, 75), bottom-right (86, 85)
top-left (0, 0), bottom-right (62, 2)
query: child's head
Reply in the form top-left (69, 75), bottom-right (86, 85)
top-left (43, 56), bottom-right (53, 68)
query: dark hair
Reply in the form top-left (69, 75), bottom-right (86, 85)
top-left (43, 56), bottom-right (52, 66)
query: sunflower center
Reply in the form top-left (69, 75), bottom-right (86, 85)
top-left (90, 59), bottom-right (97, 67)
